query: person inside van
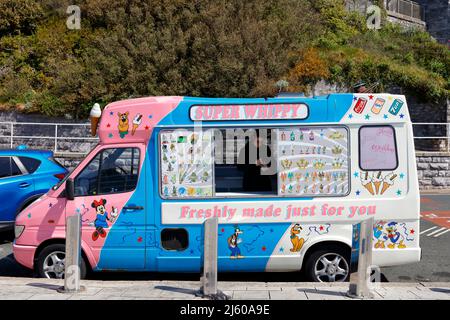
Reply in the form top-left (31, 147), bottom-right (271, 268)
top-left (237, 130), bottom-right (275, 192)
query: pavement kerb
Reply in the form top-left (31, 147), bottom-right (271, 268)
top-left (0, 277), bottom-right (449, 300)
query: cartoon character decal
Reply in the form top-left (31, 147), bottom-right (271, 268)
top-left (228, 226), bottom-right (244, 259)
top-left (384, 222), bottom-right (406, 249)
top-left (373, 221), bottom-right (387, 248)
top-left (91, 199), bottom-right (118, 241)
top-left (372, 221), bottom-right (415, 249)
top-left (117, 111), bottom-right (130, 138)
top-left (290, 224), bottom-right (305, 252)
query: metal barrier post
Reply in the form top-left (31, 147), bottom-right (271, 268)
top-left (347, 217), bottom-right (375, 299)
top-left (57, 213), bottom-right (85, 293)
top-left (196, 217), bottom-right (229, 300)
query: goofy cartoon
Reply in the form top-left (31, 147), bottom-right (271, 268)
top-left (91, 199), bottom-right (118, 241)
top-left (228, 226), bottom-right (244, 259)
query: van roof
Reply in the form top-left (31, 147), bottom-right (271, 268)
top-left (98, 94), bottom-right (410, 144)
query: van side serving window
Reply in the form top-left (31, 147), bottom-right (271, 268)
top-left (160, 126), bottom-right (350, 199)
top-left (359, 126), bottom-right (398, 171)
top-left (74, 148), bottom-right (140, 197)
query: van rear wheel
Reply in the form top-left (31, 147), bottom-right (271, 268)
top-left (36, 244), bottom-right (87, 279)
top-left (304, 246), bottom-right (350, 282)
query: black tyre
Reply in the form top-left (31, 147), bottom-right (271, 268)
top-left (304, 245), bottom-right (350, 282)
top-left (36, 243), bottom-right (87, 279)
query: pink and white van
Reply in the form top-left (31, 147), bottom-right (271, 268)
top-left (13, 94), bottom-right (420, 281)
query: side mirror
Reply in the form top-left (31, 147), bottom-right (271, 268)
top-left (66, 178), bottom-right (75, 201)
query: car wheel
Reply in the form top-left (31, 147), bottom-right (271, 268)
top-left (36, 244), bottom-right (87, 279)
top-left (304, 246), bottom-right (350, 282)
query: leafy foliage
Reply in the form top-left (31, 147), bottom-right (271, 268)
top-left (0, 0), bottom-right (448, 117)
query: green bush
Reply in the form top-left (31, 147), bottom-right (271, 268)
top-left (0, 0), bottom-right (448, 118)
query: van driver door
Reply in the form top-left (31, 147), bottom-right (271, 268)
top-left (65, 144), bottom-right (147, 271)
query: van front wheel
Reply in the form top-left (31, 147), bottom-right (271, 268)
top-left (304, 246), bottom-right (350, 282)
top-left (36, 244), bottom-right (87, 279)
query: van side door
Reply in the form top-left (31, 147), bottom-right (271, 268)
top-left (65, 144), bottom-right (147, 270)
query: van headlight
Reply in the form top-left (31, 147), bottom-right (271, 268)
top-left (15, 225), bottom-right (25, 239)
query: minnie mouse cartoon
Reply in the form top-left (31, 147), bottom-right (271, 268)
top-left (91, 199), bottom-right (118, 241)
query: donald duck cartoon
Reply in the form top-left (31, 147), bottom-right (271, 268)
top-left (384, 222), bottom-right (406, 249)
top-left (373, 221), bottom-right (387, 249)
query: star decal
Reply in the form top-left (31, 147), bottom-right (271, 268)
top-left (48, 203), bottom-right (53, 208)
top-left (106, 123), bottom-right (111, 128)
top-left (27, 213), bottom-right (32, 218)
top-left (75, 208), bottom-right (81, 213)
top-left (356, 190), bottom-right (361, 196)
top-left (410, 229), bottom-right (415, 234)
top-left (348, 114), bottom-right (353, 119)
top-left (109, 111), bottom-right (114, 116)
top-left (137, 237), bottom-right (143, 243)
top-left (383, 114), bottom-right (388, 119)
top-left (365, 114), bottom-right (371, 120)
top-left (399, 114), bottom-right (405, 119)
top-left (279, 247), bottom-right (284, 252)
top-left (399, 173), bottom-right (405, 179)
top-left (353, 97), bottom-right (358, 101)
top-left (145, 125), bottom-right (150, 130)
top-left (396, 190), bottom-right (402, 196)
top-left (319, 225), bottom-right (324, 231)
top-left (369, 95), bottom-right (374, 100)
top-left (148, 115), bottom-right (153, 119)
top-left (270, 228), bottom-right (274, 233)
top-left (262, 246), bottom-right (267, 251)
top-left (108, 133), bottom-right (114, 138)
top-left (354, 172), bottom-right (359, 178)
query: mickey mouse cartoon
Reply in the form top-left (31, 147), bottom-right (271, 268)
top-left (91, 199), bottom-right (118, 241)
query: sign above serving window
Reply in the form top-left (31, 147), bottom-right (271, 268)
top-left (190, 104), bottom-right (309, 121)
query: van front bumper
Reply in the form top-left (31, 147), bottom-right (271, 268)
top-left (13, 242), bottom-right (37, 270)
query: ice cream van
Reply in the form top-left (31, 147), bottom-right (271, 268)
top-left (13, 93), bottom-right (420, 281)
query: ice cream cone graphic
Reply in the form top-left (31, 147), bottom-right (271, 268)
top-left (360, 171), bottom-right (375, 195)
top-left (90, 103), bottom-right (102, 136)
top-left (380, 173), bottom-right (397, 195)
top-left (132, 113), bottom-right (143, 135)
top-left (373, 171), bottom-right (383, 194)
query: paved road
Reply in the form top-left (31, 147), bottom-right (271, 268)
top-left (1, 194), bottom-right (449, 282)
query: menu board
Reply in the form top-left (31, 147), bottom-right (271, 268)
top-left (277, 127), bottom-right (349, 196)
top-left (359, 126), bottom-right (397, 170)
top-left (160, 130), bottom-right (213, 198)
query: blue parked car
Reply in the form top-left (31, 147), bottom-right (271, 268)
top-left (0, 149), bottom-right (68, 231)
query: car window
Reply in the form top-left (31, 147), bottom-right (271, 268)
top-left (0, 157), bottom-right (22, 178)
top-left (0, 157), bottom-right (11, 178)
top-left (11, 159), bottom-right (22, 176)
top-left (18, 157), bottom-right (41, 173)
top-left (74, 148), bottom-right (140, 196)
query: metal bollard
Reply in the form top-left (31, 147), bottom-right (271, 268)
top-left (196, 217), bottom-right (229, 300)
top-left (57, 213), bottom-right (85, 293)
top-left (347, 217), bottom-right (375, 299)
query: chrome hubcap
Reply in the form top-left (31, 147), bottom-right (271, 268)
top-left (314, 253), bottom-right (349, 282)
top-left (43, 251), bottom-right (65, 279)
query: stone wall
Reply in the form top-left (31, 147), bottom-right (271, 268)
top-left (416, 0), bottom-right (450, 44)
top-left (416, 153), bottom-right (450, 189)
